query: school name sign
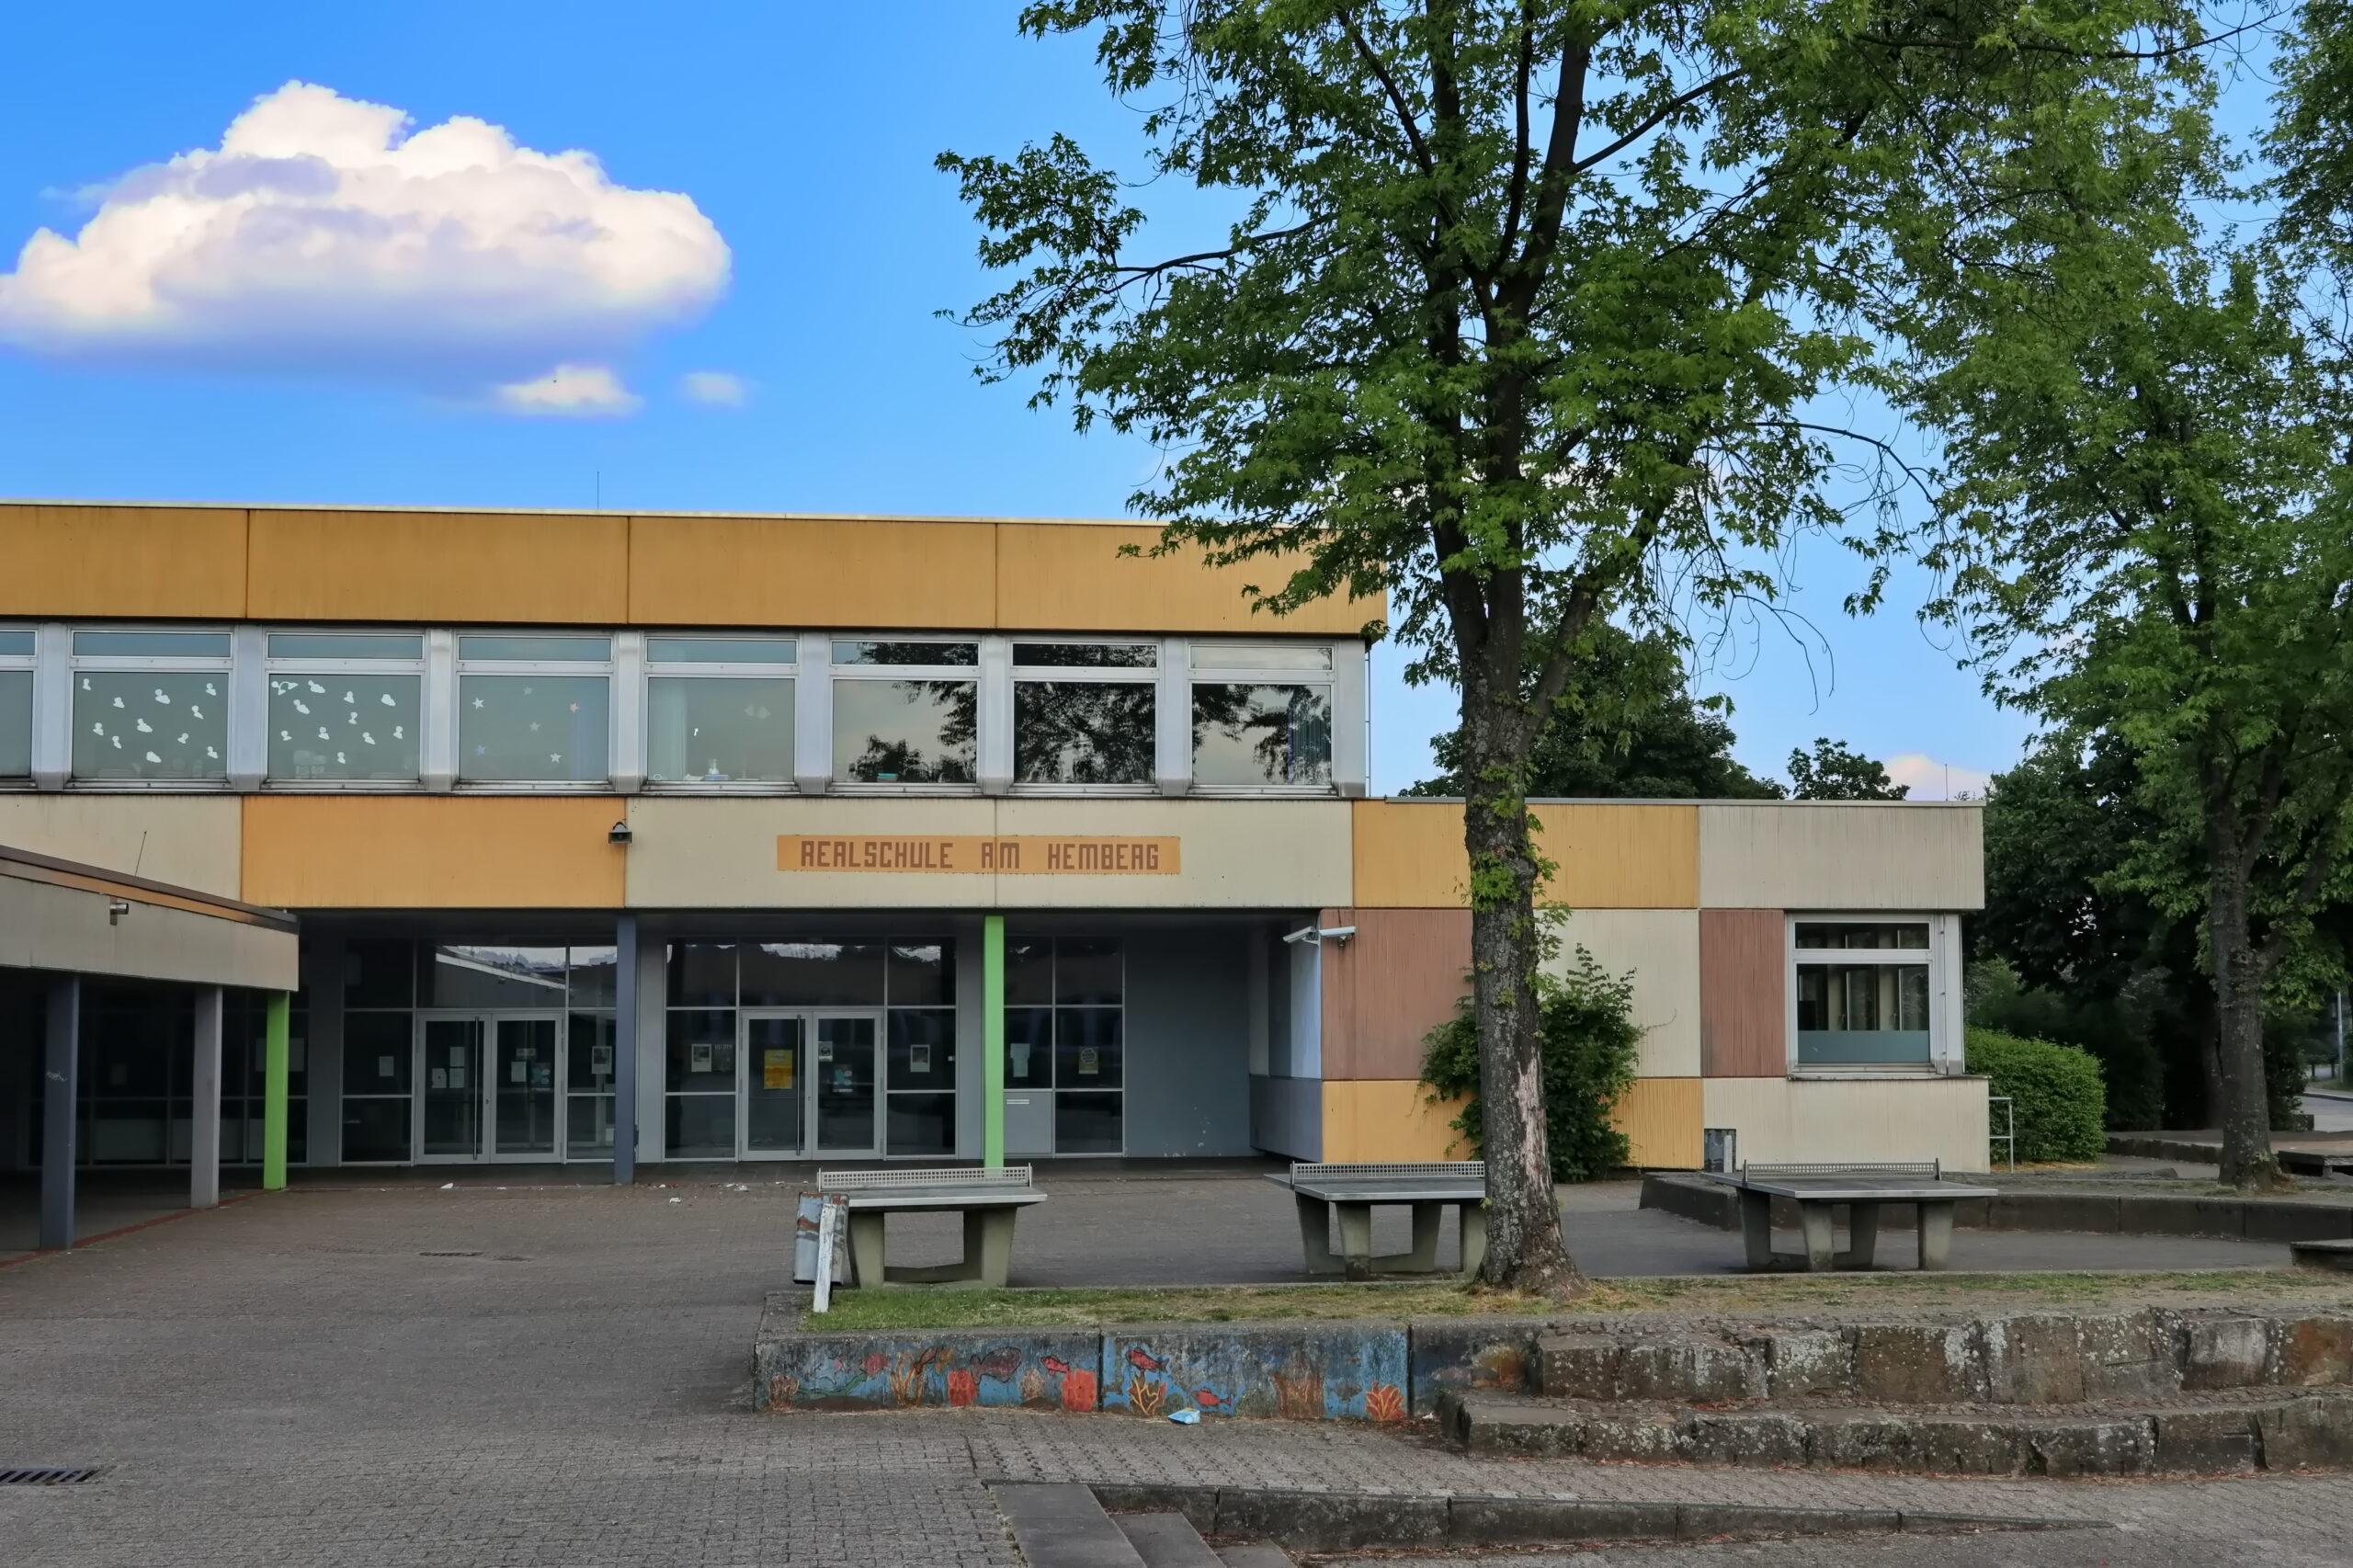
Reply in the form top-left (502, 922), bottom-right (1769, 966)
top-left (776, 835), bottom-right (1181, 875)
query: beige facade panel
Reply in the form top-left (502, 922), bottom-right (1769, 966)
top-left (1698, 802), bottom-right (1984, 911)
top-left (1701, 1075), bottom-right (1992, 1173)
top-left (1542, 908), bottom-right (1700, 1079)
top-left (0, 503), bottom-right (250, 618)
top-left (0, 795), bottom-right (244, 897)
top-left (0, 876), bottom-right (296, 990)
top-left (247, 508), bottom-right (630, 624)
top-left (625, 796), bottom-right (1355, 910)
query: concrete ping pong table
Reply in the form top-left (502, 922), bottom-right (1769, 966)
top-left (1706, 1161), bottom-right (1998, 1272)
top-left (818, 1165), bottom-right (1047, 1288)
top-left (1267, 1160), bottom-right (1486, 1280)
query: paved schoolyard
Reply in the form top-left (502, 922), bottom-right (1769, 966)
top-left (1, 1174), bottom-right (2342, 1567)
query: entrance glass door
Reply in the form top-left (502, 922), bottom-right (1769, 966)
top-left (492, 1017), bottom-right (559, 1158)
top-left (814, 1014), bottom-right (880, 1156)
top-left (419, 1017), bottom-right (483, 1160)
top-left (741, 1014), bottom-right (805, 1156)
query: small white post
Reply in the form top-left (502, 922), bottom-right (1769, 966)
top-left (812, 1197), bottom-right (840, 1313)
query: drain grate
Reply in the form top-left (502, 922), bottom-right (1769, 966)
top-left (0, 1467), bottom-right (106, 1485)
top-left (418, 1250), bottom-right (483, 1257)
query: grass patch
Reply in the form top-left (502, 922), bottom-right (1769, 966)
top-left (801, 1267), bottom-right (2353, 1334)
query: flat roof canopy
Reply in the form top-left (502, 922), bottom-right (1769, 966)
top-left (0, 843), bottom-right (297, 992)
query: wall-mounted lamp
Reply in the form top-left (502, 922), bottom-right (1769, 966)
top-left (107, 897), bottom-right (131, 926)
top-left (608, 821), bottom-right (634, 846)
top-left (1281, 923), bottom-right (1356, 948)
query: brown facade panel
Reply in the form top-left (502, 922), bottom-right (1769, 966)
top-left (1318, 905), bottom-right (1472, 1080)
top-left (1699, 907), bottom-right (1786, 1077)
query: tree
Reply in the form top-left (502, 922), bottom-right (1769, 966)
top-left (1405, 626), bottom-right (1783, 799)
top-left (941, 0), bottom-right (2197, 1289)
top-left (1785, 737), bottom-right (1907, 800)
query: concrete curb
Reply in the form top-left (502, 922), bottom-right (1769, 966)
top-left (1641, 1172), bottom-right (2353, 1243)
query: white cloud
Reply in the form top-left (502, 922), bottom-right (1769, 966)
top-left (0, 81), bottom-right (729, 404)
top-left (678, 369), bottom-right (752, 407)
top-left (1884, 753), bottom-right (1995, 801)
top-left (494, 363), bottom-right (641, 418)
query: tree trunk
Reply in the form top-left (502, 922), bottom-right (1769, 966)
top-left (1457, 669), bottom-right (1585, 1296)
top-left (2208, 861), bottom-right (2279, 1188)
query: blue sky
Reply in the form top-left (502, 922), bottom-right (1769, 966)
top-left (0, 1), bottom-right (2077, 795)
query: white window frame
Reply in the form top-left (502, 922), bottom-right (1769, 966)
top-left (1187, 640), bottom-right (1345, 797)
top-left (641, 633), bottom-right (801, 794)
top-left (65, 625), bottom-right (237, 790)
top-left (0, 623), bottom-right (33, 788)
top-left (1006, 637), bottom-right (1162, 797)
top-left (1783, 913), bottom-right (1963, 1079)
top-left (260, 630), bottom-right (430, 792)
top-left (450, 632), bottom-right (618, 794)
top-left (826, 635), bottom-right (983, 795)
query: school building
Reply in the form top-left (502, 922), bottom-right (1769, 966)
top-left (0, 499), bottom-right (1988, 1203)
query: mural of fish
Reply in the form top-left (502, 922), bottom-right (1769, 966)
top-left (1040, 1356), bottom-right (1072, 1375)
top-left (968, 1346), bottom-right (1024, 1381)
top-left (1125, 1346), bottom-right (1166, 1373)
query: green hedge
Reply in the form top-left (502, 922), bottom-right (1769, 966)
top-left (1968, 1027), bottom-right (2107, 1164)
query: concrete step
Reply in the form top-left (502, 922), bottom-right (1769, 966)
top-left (1213, 1545), bottom-right (1297, 1568)
top-left (1115, 1511), bottom-right (1227, 1568)
top-left (991, 1482), bottom-right (1149, 1568)
top-left (1443, 1387), bottom-right (2353, 1475)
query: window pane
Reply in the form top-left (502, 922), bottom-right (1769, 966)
top-left (458, 674), bottom-right (608, 781)
top-left (458, 634), bottom-right (610, 662)
top-left (267, 632), bottom-right (424, 660)
top-left (1055, 1091), bottom-right (1124, 1153)
top-left (1794, 922), bottom-right (1931, 950)
top-left (1191, 684), bottom-right (1333, 786)
top-left (888, 1093), bottom-right (956, 1157)
top-left (1055, 938), bottom-right (1123, 1004)
top-left (567, 946), bottom-right (620, 1006)
top-left (1795, 962), bottom-right (1933, 1063)
top-left (1015, 682), bottom-right (1154, 784)
top-left (665, 1094), bottom-right (735, 1159)
top-left (419, 944), bottom-right (569, 1008)
top-left (831, 640), bottom-right (977, 666)
top-left (0, 671), bottom-right (28, 777)
top-left (647, 636), bottom-right (796, 664)
top-left (1014, 642), bottom-right (1155, 667)
top-left (888, 942), bottom-right (952, 1006)
top-left (1055, 1007), bottom-right (1122, 1088)
top-left (341, 1097), bottom-right (412, 1162)
top-left (74, 630), bottom-right (231, 657)
top-left (342, 1012), bottom-right (413, 1094)
top-left (0, 629), bottom-right (33, 655)
top-left (665, 1011), bottom-right (737, 1091)
top-left (1191, 642), bottom-right (1332, 671)
top-left (667, 943), bottom-right (736, 1006)
top-left (268, 672), bottom-right (420, 781)
top-left (889, 1009), bottom-right (957, 1090)
top-left (647, 676), bottom-right (794, 783)
top-left (74, 671), bottom-right (228, 779)
top-left (1006, 940), bottom-right (1052, 1006)
top-left (568, 1012), bottom-right (618, 1091)
top-left (739, 941), bottom-right (885, 1006)
top-left (1005, 1007), bottom-right (1053, 1087)
top-left (832, 679), bottom-right (975, 783)
top-left (567, 1092), bottom-right (617, 1157)
top-left (344, 939), bottom-right (414, 1007)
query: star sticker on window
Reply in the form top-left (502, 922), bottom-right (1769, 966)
top-left (472, 698), bottom-right (485, 709)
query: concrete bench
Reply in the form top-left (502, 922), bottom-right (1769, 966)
top-left (817, 1165), bottom-right (1047, 1289)
top-left (1266, 1160), bottom-right (1486, 1280)
top-left (1705, 1161), bottom-right (1998, 1272)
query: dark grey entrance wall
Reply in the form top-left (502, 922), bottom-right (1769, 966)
top-left (1123, 926), bottom-right (1256, 1157)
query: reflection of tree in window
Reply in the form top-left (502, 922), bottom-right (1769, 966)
top-left (1015, 682), bottom-right (1154, 783)
top-left (1192, 683), bottom-right (1332, 785)
top-left (839, 680), bottom-right (975, 783)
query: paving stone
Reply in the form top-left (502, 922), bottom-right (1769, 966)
top-left (1447, 1496), bottom-right (1679, 1545)
top-left (1212, 1488), bottom-right (1448, 1551)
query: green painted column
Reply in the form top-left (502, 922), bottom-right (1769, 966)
top-left (983, 915), bottom-right (1006, 1168)
top-left (262, 991), bottom-right (291, 1191)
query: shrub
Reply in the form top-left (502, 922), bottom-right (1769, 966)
top-left (1967, 1027), bottom-right (2107, 1164)
top-left (1419, 947), bottom-right (1643, 1181)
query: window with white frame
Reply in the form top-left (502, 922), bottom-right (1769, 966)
top-left (644, 635), bottom-right (796, 785)
top-left (830, 640), bottom-right (977, 786)
top-left (456, 634), bottom-right (612, 785)
top-left (266, 631), bottom-right (425, 784)
top-left (1790, 919), bottom-right (1939, 1068)
top-left (1190, 643), bottom-right (1335, 788)
top-left (0, 627), bottom-right (30, 779)
top-left (71, 629), bottom-right (233, 781)
top-left (1012, 641), bottom-right (1156, 786)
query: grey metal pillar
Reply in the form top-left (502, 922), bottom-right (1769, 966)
top-left (613, 915), bottom-right (638, 1186)
top-left (40, 975), bottom-right (78, 1250)
top-left (190, 987), bottom-right (223, 1209)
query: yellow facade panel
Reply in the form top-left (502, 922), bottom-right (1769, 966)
top-left (0, 504), bottom-right (248, 618)
top-left (1319, 1079), bottom-right (1471, 1163)
top-left (627, 514), bottom-right (998, 629)
top-left (993, 523), bottom-right (1376, 635)
top-left (247, 509), bottom-right (629, 624)
top-left (1612, 1075), bottom-right (1702, 1169)
top-left (1349, 801), bottom-right (1698, 909)
top-left (241, 796), bottom-right (625, 908)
